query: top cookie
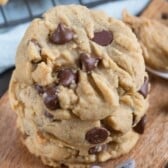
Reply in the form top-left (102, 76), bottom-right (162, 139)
top-left (14, 5), bottom-right (146, 121)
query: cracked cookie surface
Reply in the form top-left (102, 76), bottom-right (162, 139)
top-left (9, 5), bottom-right (149, 167)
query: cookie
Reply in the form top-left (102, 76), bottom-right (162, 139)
top-left (123, 11), bottom-right (168, 71)
top-left (9, 5), bottom-right (149, 167)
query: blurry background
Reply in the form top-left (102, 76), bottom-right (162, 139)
top-left (0, 0), bottom-right (150, 96)
top-left (0, 0), bottom-right (114, 29)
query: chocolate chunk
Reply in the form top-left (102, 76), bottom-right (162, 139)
top-left (116, 159), bottom-right (135, 168)
top-left (44, 111), bottom-right (54, 119)
top-left (61, 164), bottom-right (69, 168)
top-left (85, 127), bottom-right (108, 144)
top-left (80, 53), bottom-right (100, 72)
top-left (88, 144), bottom-right (106, 154)
top-left (133, 115), bottom-right (147, 134)
top-left (34, 84), bottom-right (44, 94)
top-left (161, 13), bottom-right (168, 19)
top-left (57, 68), bottom-right (77, 87)
top-left (43, 85), bottom-right (59, 110)
top-left (49, 23), bottom-right (74, 44)
top-left (138, 77), bottom-right (149, 98)
top-left (92, 30), bottom-right (113, 46)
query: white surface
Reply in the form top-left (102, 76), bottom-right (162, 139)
top-left (116, 159), bottom-right (135, 168)
top-left (0, 23), bottom-right (29, 73)
top-left (94, 0), bottom-right (150, 19)
top-left (0, 0), bottom-right (150, 74)
top-left (146, 66), bottom-right (168, 79)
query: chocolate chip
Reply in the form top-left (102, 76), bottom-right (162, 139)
top-left (92, 30), bottom-right (113, 46)
top-left (34, 84), bottom-right (44, 94)
top-left (80, 53), bottom-right (100, 72)
top-left (61, 164), bottom-right (69, 168)
top-left (161, 13), bottom-right (168, 19)
top-left (49, 23), bottom-right (74, 44)
top-left (138, 77), bottom-right (149, 98)
top-left (133, 115), bottom-right (147, 134)
top-left (43, 85), bottom-right (59, 110)
top-left (88, 144), bottom-right (106, 154)
top-left (85, 127), bottom-right (108, 144)
top-left (44, 111), bottom-right (54, 119)
top-left (57, 68), bottom-right (77, 87)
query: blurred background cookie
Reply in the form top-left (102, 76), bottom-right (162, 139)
top-left (123, 11), bottom-right (168, 71)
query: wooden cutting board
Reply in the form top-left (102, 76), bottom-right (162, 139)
top-left (0, 0), bottom-right (168, 167)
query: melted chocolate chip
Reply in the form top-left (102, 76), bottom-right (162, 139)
top-left (88, 144), bottom-right (106, 154)
top-left (80, 53), bottom-right (100, 72)
top-left (49, 23), bottom-right (74, 44)
top-left (85, 127), bottom-right (108, 144)
top-left (44, 111), bottom-right (54, 119)
top-left (138, 77), bottom-right (149, 98)
top-left (92, 30), bottom-right (113, 46)
top-left (61, 164), bottom-right (69, 168)
top-left (58, 68), bottom-right (77, 87)
top-left (161, 13), bottom-right (168, 19)
top-left (133, 115), bottom-right (147, 134)
top-left (43, 85), bottom-right (59, 110)
top-left (34, 84), bottom-right (44, 94)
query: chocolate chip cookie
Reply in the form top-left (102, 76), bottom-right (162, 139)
top-left (123, 11), bottom-right (168, 71)
top-left (9, 5), bottom-right (149, 168)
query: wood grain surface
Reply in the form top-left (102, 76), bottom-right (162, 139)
top-left (0, 0), bottom-right (168, 167)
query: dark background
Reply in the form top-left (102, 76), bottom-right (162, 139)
top-left (0, 68), bottom-right (14, 97)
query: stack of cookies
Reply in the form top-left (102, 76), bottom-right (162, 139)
top-left (9, 5), bottom-right (149, 168)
